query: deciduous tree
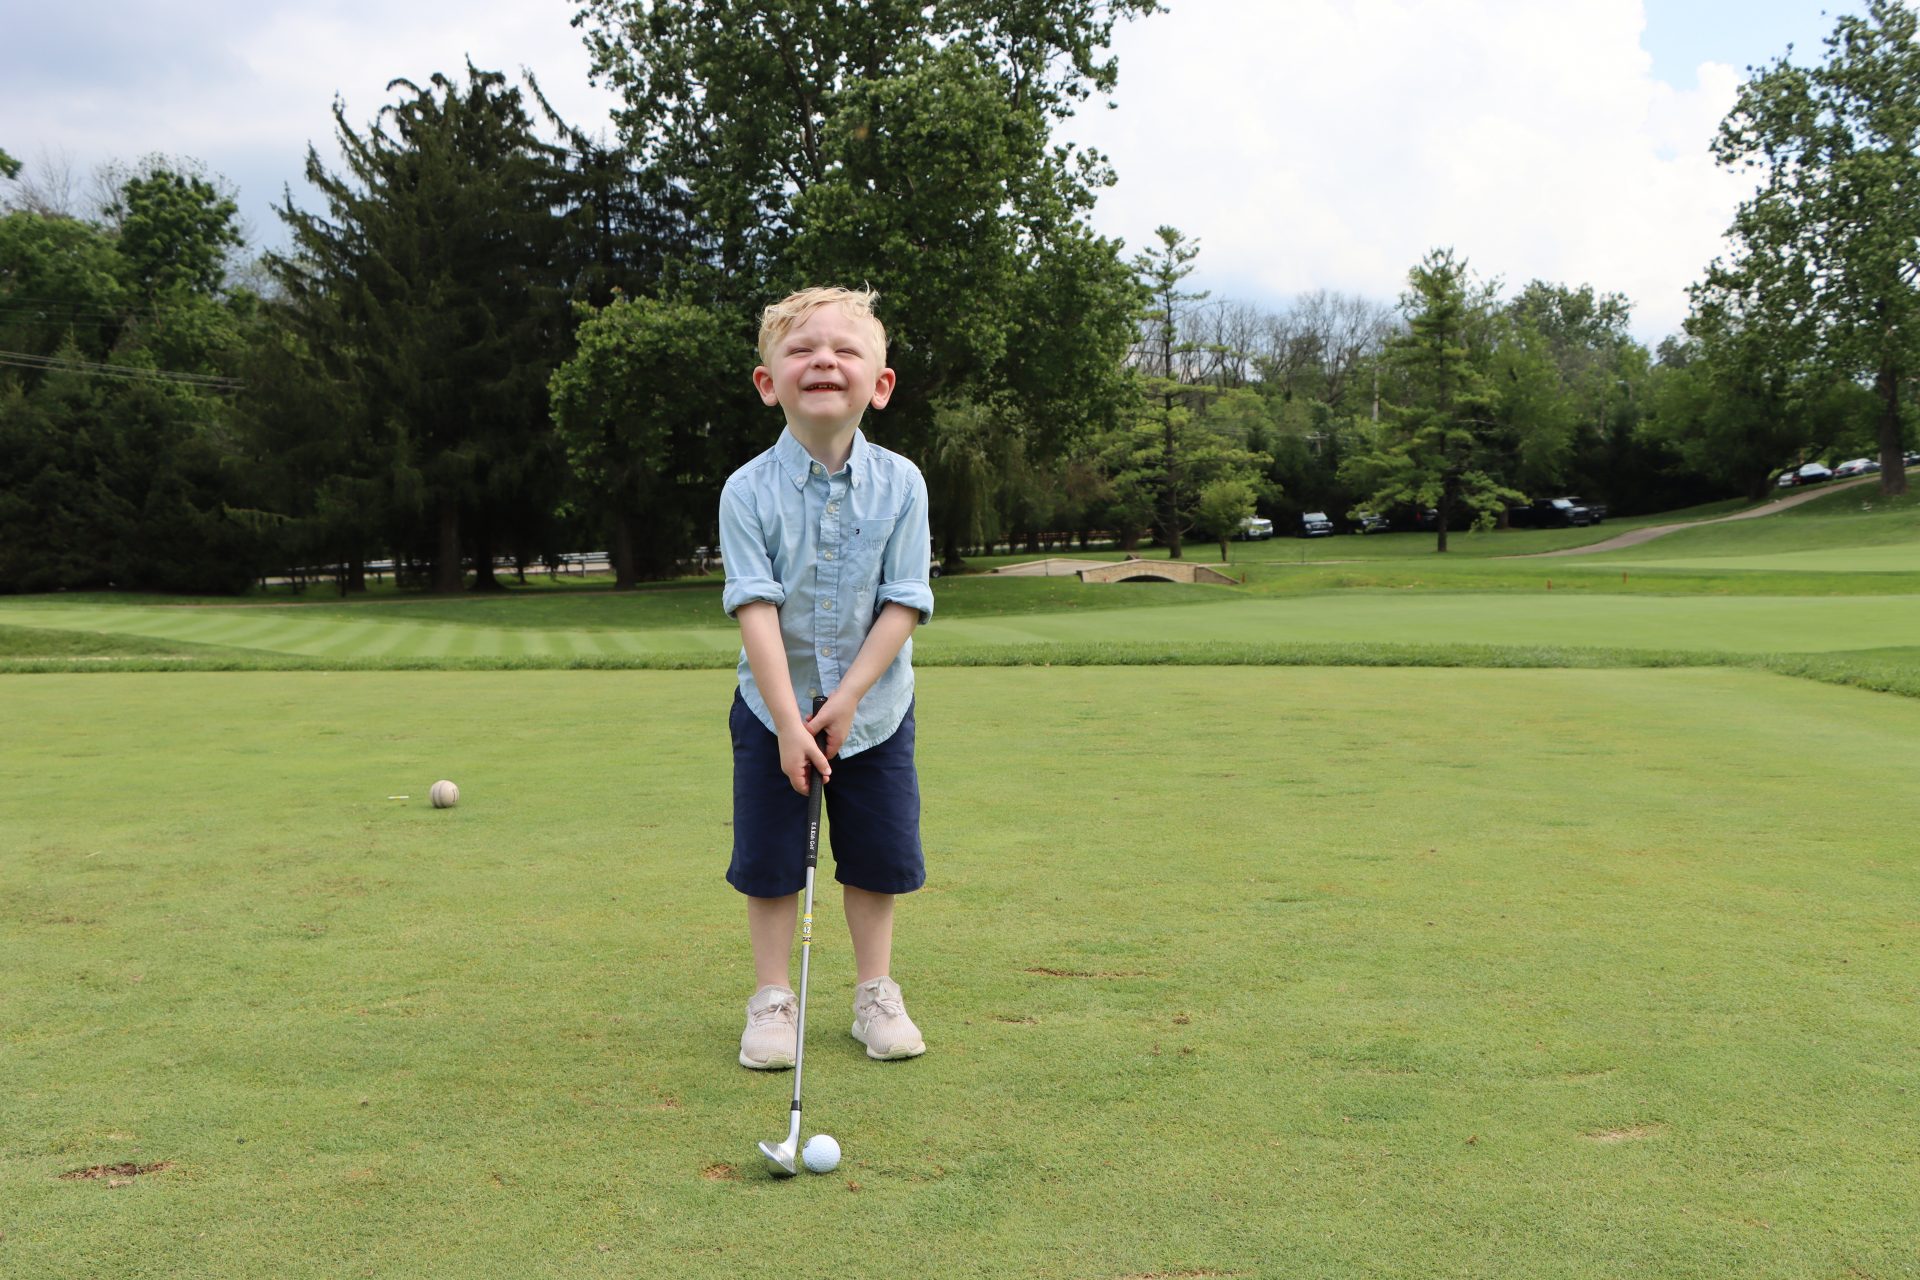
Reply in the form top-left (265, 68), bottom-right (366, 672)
top-left (1708, 0), bottom-right (1920, 495)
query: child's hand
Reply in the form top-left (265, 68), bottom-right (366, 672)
top-left (777, 720), bottom-right (831, 796)
top-left (804, 693), bottom-right (857, 761)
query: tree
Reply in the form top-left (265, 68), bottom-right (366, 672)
top-left (0, 163), bottom-right (260, 595)
top-left (548, 293), bottom-right (744, 586)
top-left (0, 148), bottom-right (19, 181)
top-left (1709, 0), bottom-right (1920, 496)
top-left (1646, 315), bottom-right (1872, 501)
top-left (1133, 226), bottom-right (1206, 558)
top-left (270, 65), bottom-right (574, 592)
top-left (1342, 249), bottom-right (1522, 552)
top-left (574, 0), bottom-right (1150, 469)
top-left (99, 158), bottom-right (244, 299)
top-left (1194, 476), bottom-right (1256, 563)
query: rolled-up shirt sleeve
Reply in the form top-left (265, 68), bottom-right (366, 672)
top-left (719, 479), bottom-right (786, 618)
top-left (875, 469), bottom-right (934, 624)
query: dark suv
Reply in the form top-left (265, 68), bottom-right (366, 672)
top-left (1511, 497), bottom-right (1593, 528)
top-left (1299, 511), bottom-right (1335, 537)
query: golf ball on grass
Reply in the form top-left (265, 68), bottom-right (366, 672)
top-left (802, 1134), bottom-right (840, 1173)
top-left (430, 780), bottom-right (459, 809)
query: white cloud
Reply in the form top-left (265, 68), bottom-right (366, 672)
top-left (9, 0), bottom-right (1752, 341)
top-left (8, 2), bottom-right (619, 242)
top-left (1063, 0), bottom-right (1755, 341)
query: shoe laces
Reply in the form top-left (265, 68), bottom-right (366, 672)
top-left (862, 986), bottom-right (905, 1020)
top-left (751, 996), bottom-right (796, 1028)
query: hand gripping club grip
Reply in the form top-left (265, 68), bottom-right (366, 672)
top-left (804, 695), bottom-right (827, 870)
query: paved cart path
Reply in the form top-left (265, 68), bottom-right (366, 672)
top-left (1515, 475), bottom-right (1880, 557)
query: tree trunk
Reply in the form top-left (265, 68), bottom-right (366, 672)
top-left (1877, 360), bottom-right (1908, 497)
top-left (434, 503), bottom-right (463, 593)
top-left (1162, 408), bottom-right (1182, 560)
top-left (469, 523), bottom-right (504, 592)
top-left (613, 510), bottom-right (637, 590)
top-left (1218, 537), bottom-right (1229, 563)
top-left (347, 560), bottom-right (367, 593)
top-left (1436, 488), bottom-right (1452, 554)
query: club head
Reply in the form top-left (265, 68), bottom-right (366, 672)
top-left (758, 1138), bottom-right (798, 1177)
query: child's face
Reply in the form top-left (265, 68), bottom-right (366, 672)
top-left (753, 305), bottom-right (895, 434)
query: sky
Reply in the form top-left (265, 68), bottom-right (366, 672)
top-left (1, 0), bottom-right (1871, 343)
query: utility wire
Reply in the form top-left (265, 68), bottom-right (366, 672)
top-left (0, 348), bottom-right (243, 390)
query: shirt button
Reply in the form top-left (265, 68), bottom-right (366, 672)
top-left (822, 599), bottom-right (835, 611)
top-left (827, 502), bottom-right (839, 514)
top-left (822, 549), bottom-right (834, 561)
top-left (821, 645), bottom-right (834, 658)
top-left (811, 463), bottom-right (824, 475)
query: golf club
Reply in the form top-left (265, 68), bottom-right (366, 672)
top-left (759, 696), bottom-right (828, 1177)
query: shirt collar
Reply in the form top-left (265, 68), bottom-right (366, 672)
top-left (774, 425), bottom-right (869, 490)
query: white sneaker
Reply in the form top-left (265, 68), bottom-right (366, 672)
top-left (739, 985), bottom-right (797, 1070)
top-left (851, 976), bottom-right (926, 1060)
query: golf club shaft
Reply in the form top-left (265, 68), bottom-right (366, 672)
top-left (787, 698), bottom-right (828, 1139)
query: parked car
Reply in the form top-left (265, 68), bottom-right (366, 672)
top-left (1353, 511), bottom-right (1390, 534)
top-left (1510, 497), bottom-right (1594, 528)
top-left (1299, 511), bottom-right (1335, 537)
top-left (1794, 462), bottom-right (1835, 485)
top-left (1564, 495), bottom-right (1608, 523)
top-left (1833, 457), bottom-right (1879, 478)
top-left (1776, 470), bottom-right (1798, 488)
top-left (1236, 515), bottom-right (1275, 541)
top-left (1905, 450), bottom-right (1920, 467)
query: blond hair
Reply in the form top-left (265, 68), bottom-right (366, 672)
top-left (757, 286), bottom-right (887, 364)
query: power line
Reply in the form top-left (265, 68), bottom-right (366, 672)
top-left (0, 348), bottom-right (244, 390)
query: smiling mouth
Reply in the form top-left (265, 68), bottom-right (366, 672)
top-left (802, 383), bottom-right (843, 392)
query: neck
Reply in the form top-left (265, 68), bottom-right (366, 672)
top-left (789, 419), bottom-right (858, 473)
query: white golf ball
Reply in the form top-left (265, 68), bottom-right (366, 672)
top-left (802, 1134), bottom-right (840, 1173)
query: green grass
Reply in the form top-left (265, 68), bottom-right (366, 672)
top-left (7, 489), bottom-right (1920, 1275)
top-left (1584, 489), bottom-right (1920, 573)
top-left (0, 622), bottom-right (235, 660)
top-left (4, 668), bottom-right (1917, 1278)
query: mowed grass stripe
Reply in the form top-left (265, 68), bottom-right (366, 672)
top-left (12, 591), bottom-right (1920, 667)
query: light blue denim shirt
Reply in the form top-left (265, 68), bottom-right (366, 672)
top-left (720, 427), bottom-right (934, 758)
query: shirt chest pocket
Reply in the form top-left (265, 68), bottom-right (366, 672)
top-left (842, 516), bottom-right (896, 604)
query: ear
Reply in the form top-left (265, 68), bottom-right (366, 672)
top-left (752, 366), bottom-right (780, 406)
top-left (868, 367), bottom-right (896, 410)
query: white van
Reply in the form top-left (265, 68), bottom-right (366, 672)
top-left (1237, 516), bottom-right (1274, 541)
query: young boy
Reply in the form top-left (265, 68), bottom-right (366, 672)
top-left (717, 286), bottom-right (934, 1069)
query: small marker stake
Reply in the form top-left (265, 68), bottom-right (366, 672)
top-left (387, 795), bottom-right (410, 800)
top-left (1546, 578), bottom-right (1552, 590)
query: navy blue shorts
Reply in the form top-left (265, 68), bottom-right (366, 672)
top-left (726, 691), bottom-right (925, 898)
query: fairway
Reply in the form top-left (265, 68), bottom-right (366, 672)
top-left (5, 667), bottom-right (1917, 1278)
